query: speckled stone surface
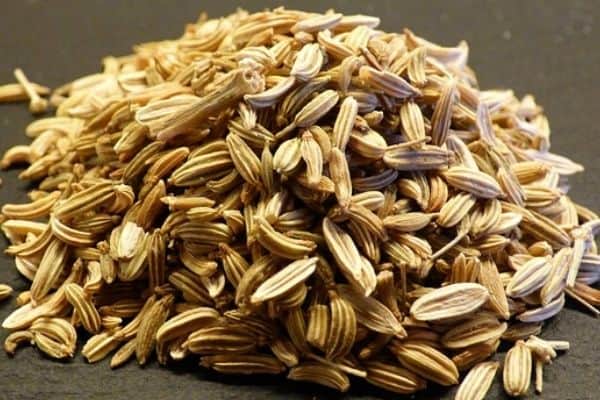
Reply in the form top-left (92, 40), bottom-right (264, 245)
top-left (0, 1), bottom-right (598, 399)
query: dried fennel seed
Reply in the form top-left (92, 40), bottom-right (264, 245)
top-left (0, 7), bottom-right (597, 398)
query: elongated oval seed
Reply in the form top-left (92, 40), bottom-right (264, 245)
top-left (540, 248), bottom-right (571, 305)
top-left (245, 76), bottom-right (296, 108)
top-left (110, 338), bottom-right (137, 369)
top-left (186, 325), bottom-right (256, 354)
top-left (478, 258), bottom-right (510, 319)
top-left (255, 216), bottom-right (316, 259)
top-left (250, 257), bottom-right (318, 303)
top-left (400, 101), bottom-right (426, 142)
top-left (226, 134), bottom-right (261, 185)
top-left (332, 96), bottom-right (358, 150)
top-left (300, 131), bottom-right (323, 186)
top-left (325, 295), bottom-right (357, 360)
top-left (455, 361), bottom-right (499, 400)
top-left (201, 354), bottom-right (285, 375)
top-left (323, 218), bottom-right (374, 296)
top-left (410, 283), bottom-right (490, 322)
top-left (452, 340), bottom-right (500, 372)
top-left (506, 257), bottom-right (552, 298)
top-left (288, 362), bottom-right (350, 392)
top-left (443, 166), bottom-right (502, 199)
top-left (516, 293), bottom-right (565, 322)
top-left (329, 148), bottom-right (352, 207)
top-left (503, 340), bottom-right (532, 397)
top-left (364, 360), bottom-right (427, 394)
top-left (358, 65), bottom-right (420, 98)
top-left (155, 307), bottom-right (220, 344)
top-left (383, 145), bottom-right (452, 171)
top-left (273, 137), bottom-right (302, 174)
top-left (390, 341), bottom-right (459, 386)
top-left (437, 193), bottom-right (477, 228)
top-left (291, 13), bottom-right (343, 33)
top-left (269, 335), bottom-right (299, 367)
top-left (383, 213), bottom-right (434, 232)
top-left (430, 79), bottom-right (457, 146)
top-left (30, 239), bottom-right (69, 303)
top-left (82, 332), bottom-right (120, 363)
top-left (337, 284), bottom-right (405, 337)
top-left (294, 89), bottom-right (339, 128)
top-left (64, 283), bottom-right (101, 334)
top-left (136, 294), bottom-right (174, 365)
top-left (306, 304), bottom-right (329, 351)
top-left (0, 283), bottom-right (13, 301)
top-left (441, 314), bottom-right (507, 349)
top-left (291, 43), bottom-right (324, 81)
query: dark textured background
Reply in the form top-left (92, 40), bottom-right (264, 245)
top-left (0, 1), bottom-right (598, 399)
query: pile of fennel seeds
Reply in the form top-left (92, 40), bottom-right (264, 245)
top-left (0, 7), bottom-right (598, 398)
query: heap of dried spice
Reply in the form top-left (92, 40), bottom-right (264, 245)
top-left (0, 8), bottom-right (598, 399)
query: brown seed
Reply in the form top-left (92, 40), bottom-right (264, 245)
top-left (430, 79), bottom-right (458, 146)
top-left (30, 239), bottom-right (69, 304)
top-left (390, 341), bottom-right (459, 386)
top-left (288, 362), bottom-right (350, 392)
top-left (251, 257), bottom-right (318, 303)
top-left (441, 313), bottom-right (507, 349)
top-left (186, 325), bottom-right (257, 354)
top-left (337, 284), bottom-right (405, 337)
top-left (332, 96), bottom-right (358, 150)
top-left (0, 284), bottom-right (13, 302)
top-left (135, 295), bottom-right (174, 365)
top-left (306, 304), bottom-right (329, 351)
top-left (364, 360), bottom-right (427, 394)
top-left (325, 294), bottom-right (357, 360)
top-left (323, 218), bottom-right (376, 296)
top-left (64, 283), bottom-right (101, 334)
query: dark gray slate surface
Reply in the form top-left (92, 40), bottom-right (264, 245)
top-left (0, 1), bottom-right (598, 399)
